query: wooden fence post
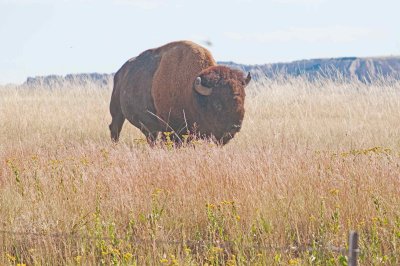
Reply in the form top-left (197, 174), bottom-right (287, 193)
top-left (348, 231), bottom-right (359, 266)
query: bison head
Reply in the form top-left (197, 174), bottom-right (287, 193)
top-left (193, 66), bottom-right (251, 143)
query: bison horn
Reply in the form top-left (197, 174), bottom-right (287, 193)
top-left (194, 77), bottom-right (212, 96)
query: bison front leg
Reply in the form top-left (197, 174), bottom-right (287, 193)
top-left (146, 133), bottom-right (158, 146)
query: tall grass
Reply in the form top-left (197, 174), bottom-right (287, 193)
top-left (1, 77), bottom-right (400, 265)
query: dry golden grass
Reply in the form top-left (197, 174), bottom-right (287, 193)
top-left (1, 77), bottom-right (400, 265)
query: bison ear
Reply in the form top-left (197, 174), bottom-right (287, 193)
top-left (245, 72), bottom-right (251, 86)
top-left (194, 77), bottom-right (213, 96)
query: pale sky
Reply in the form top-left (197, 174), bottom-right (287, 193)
top-left (1, 0), bottom-right (399, 84)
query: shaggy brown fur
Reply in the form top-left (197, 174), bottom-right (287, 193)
top-left (109, 41), bottom-right (251, 144)
top-left (199, 66), bottom-right (249, 88)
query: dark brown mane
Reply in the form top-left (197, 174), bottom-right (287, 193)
top-left (199, 66), bottom-right (246, 88)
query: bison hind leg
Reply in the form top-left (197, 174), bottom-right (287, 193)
top-left (109, 113), bottom-right (125, 142)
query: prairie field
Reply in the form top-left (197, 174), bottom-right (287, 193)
top-left (1, 77), bottom-right (400, 265)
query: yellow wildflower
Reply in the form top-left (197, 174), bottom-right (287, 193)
top-left (6, 253), bottom-right (16, 262)
top-left (160, 258), bottom-right (169, 264)
top-left (227, 255), bottom-right (237, 266)
top-left (123, 252), bottom-right (133, 261)
top-left (206, 203), bottom-right (216, 209)
top-left (75, 256), bottom-right (82, 264)
top-left (329, 188), bottom-right (339, 196)
top-left (211, 246), bottom-right (224, 253)
top-left (184, 247), bottom-right (191, 255)
top-left (112, 248), bottom-right (120, 256)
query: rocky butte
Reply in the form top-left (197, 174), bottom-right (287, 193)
top-left (23, 56), bottom-right (400, 87)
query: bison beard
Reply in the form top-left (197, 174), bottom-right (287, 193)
top-left (109, 41), bottom-right (251, 145)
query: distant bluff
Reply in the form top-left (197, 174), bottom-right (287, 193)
top-left (23, 56), bottom-right (400, 86)
top-left (221, 56), bottom-right (400, 82)
top-left (24, 73), bottom-right (114, 87)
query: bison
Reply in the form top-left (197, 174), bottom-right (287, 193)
top-left (109, 41), bottom-right (251, 145)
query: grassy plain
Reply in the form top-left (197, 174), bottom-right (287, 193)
top-left (1, 77), bottom-right (400, 265)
